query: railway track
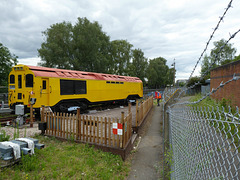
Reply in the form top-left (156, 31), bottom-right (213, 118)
top-left (0, 116), bottom-right (16, 127)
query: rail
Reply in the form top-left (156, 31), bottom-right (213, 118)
top-left (135, 96), bottom-right (153, 127)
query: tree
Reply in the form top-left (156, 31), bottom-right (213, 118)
top-left (128, 48), bottom-right (148, 85)
top-left (210, 39), bottom-right (236, 66)
top-left (72, 17), bottom-right (111, 73)
top-left (0, 43), bottom-right (18, 86)
top-left (109, 40), bottom-right (133, 75)
top-left (38, 17), bottom-right (111, 73)
top-left (200, 54), bottom-right (213, 79)
top-left (201, 39), bottom-right (237, 78)
top-left (233, 54), bottom-right (240, 62)
top-left (186, 76), bottom-right (201, 87)
top-left (166, 67), bottom-right (175, 86)
top-left (38, 21), bottom-right (73, 69)
top-left (146, 57), bottom-right (169, 88)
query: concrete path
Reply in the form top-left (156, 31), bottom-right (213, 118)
top-left (128, 104), bottom-right (163, 180)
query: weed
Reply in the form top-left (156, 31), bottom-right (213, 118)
top-left (164, 144), bottom-right (174, 179)
top-left (0, 129), bottom-right (10, 142)
top-left (24, 127), bottom-right (27, 137)
top-left (13, 123), bottom-right (20, 139)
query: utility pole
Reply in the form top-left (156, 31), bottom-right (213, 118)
top-left (171, 59), bottom-right (176, 87)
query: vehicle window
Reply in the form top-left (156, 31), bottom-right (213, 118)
top-left (60, 80), bottom-right (74, 95)
top-left (26, 74), bottom-right (33, 87)
top-left (10, 75), bottom-right (15, 84)
top-left (75, 80), bottom-right (86, 94)
top-left (60, 79), bottom-right (86, 95)
top-left (18, 75), bottom-right (22, 88)
top-left (42, 80), bottom-right (46, 89)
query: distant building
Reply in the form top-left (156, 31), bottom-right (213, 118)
top-left (201, 79), bottom-right (210, 95)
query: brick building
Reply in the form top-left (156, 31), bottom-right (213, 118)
top-left (210, 60), bottom-right (240, 107)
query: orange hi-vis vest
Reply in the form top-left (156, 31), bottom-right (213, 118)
top-left (155, 92), bottom-right (161, 99)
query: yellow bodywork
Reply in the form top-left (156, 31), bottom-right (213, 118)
top-left (8, 64), bottom-right (143, 110)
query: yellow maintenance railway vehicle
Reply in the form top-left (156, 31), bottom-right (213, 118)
top-left (8, 64), bottom-right (143, 114)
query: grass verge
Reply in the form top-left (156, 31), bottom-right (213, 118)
top-left (0, 135), bottom-right (130, 180)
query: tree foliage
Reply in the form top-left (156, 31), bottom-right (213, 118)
top-left (38, 21), bottom-right (73, 69)
top-left (146, 57), bottom-right (170, 88)
top-left (210, 39), bottom-right (236, 66)
top-left (38, 17), bottom-right (174, 88)
top-left (0, 43), bottom-right (18, 86)
top-left (109, 40), bottom-right (133, 75)
top-left (38, 17), bottom-right (111, 73)
top-left (126, 48), bottom-right (148, 85)
top-left (72, 18), bottom-right (111, 73)
top-left (201, 39), bottom-right (237, 79)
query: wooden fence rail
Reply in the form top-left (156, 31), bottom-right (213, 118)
top-left (41, 107), bottom-right (132, 149)
top-left (40, 97), bottom-right (153, 150)
top-left (135, 96), bottom-right (153, 127)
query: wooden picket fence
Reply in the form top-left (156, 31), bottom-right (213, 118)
top-left (40, 97), bottom-right (153, 150)
top-left (41, 106), bottom-right (132, 149)
top-left (135, 96), bottom-right (153, 127)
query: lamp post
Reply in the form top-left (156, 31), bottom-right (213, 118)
top-left (171, 59), bottom-right (176, 87)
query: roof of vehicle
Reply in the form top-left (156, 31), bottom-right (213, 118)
top-left (12, 64), bottom-right (142, 83)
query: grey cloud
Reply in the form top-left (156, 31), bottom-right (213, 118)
top-left (0, 0), bottom-right (239, 80)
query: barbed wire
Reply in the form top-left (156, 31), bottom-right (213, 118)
top-left (166, 0), bottom-right (239, 107)
top-left (187, 0), bottom-right (233, 81)
top-left (170, 73), bottom-right (240, 108)
top-left (176, 28), bottom-right (240, 100)
top-left (177, 0), bottom-right (235, 100)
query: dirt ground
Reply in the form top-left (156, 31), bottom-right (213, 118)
top-left (83, 104), bottom-right (137, 126)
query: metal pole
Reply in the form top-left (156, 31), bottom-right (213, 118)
top-left (30, 104), bottom-right (33, 127)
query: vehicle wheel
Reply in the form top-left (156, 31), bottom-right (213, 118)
top-left (59, 103), bottom-right (69, 113)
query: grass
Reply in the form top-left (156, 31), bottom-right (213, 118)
top-left (0, 135), bottom-right (131, 180)
top-left (189, 93), bottom-right (240, 151)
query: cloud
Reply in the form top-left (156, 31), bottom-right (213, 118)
top-left (0, 0), bottom-right (239, 80)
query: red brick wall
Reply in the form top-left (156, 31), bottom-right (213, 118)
top-left (210, 60), bottom-right (240, 107)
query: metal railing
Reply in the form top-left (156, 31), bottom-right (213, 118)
top-left (168, 105), bottom-right (240, 179)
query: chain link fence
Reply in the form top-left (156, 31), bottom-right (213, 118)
top-left (168, 104), bottom-right (240, 179)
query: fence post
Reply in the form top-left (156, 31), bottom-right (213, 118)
top-left (30, 104), bottom-right (33, 127)
top-left (41, 105), bottom-right (45, 122)
top-left (128, 102), bottom-right (131, 114)
top-left (121, 112), bottom-right (125, 148)
top-left (77, 108), bottom-right (80, 140)
top-left (136, 100), bottom-right (139, 127)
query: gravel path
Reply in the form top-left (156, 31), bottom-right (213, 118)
top-left (0, 123), bottom-right (41, 140)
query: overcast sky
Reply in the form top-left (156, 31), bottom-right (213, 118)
top-left (1, 0), bottom-right (240, 80)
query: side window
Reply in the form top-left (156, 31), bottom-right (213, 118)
top-left (10, 75), bottom-right (15, 84)
top-left (60, 80), bottom-right (74, 95)
top-left (26, 74), bottom-right (33, 87)
top-left (60, 79), bottom-right (86, 95)
top-left (18, 75), bottom-right (22, 89)
top-left (42, 80), bottom-right (46, 89)
top-left (75, 80), bottom-right (86, 94)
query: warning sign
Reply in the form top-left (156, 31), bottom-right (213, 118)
top-left (112, 123), bottom-right (123, 135)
